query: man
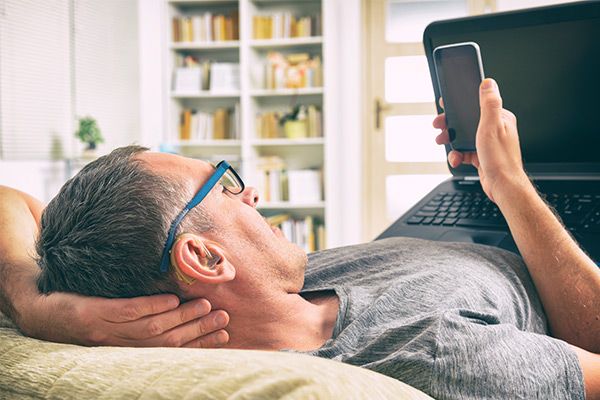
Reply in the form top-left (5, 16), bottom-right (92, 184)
top-left (0, 80), bottom-right (598, 399)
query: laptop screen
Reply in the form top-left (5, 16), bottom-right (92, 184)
top-left (424, 2), bottom-right (600, 174)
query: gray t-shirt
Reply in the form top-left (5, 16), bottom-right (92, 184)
top-left (300, 237), bottom-right (584, 400)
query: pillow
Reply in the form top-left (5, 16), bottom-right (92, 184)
top-left (0, 314), bottom-right (433, 399)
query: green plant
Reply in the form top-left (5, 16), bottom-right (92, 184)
top-left (75, 117), bottom-right (104, 150)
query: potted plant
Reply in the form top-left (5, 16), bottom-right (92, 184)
top-left (75, 116), bottom-right (104, 156)
top-left (279, 105), bottom-right (307, 139)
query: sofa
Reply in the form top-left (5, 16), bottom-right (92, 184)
top-left (0, 313), bottom-right (432, 399)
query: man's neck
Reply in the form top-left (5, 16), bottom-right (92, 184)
top-left (217, 289), bottom-right (339, 351)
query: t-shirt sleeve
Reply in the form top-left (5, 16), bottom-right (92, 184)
top-left (430, 310), bottom-right (585, 400)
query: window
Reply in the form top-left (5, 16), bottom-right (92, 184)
top-left (0, 0), bottom-right (139, 161)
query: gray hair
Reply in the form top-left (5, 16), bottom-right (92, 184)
top-left (36, 145), bottom-right (214, 298)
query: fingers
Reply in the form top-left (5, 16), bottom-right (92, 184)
top-left (479, 78), bottom-right (503, 122)
top-left (448, 150), bottom-right (463, 168)
top-left (182, 329), bottom-right (229, 348)
top-left (439, 97), bottom-right (444, 109)
top-left (432, 113), bottom-right (447, 130)
top-left (114, 298), bottom-right (213, 340)
top-left (107, 294), bottom-right (180, 323)
top-left (120, 309), bottom-right (229, 347)
top-left (435, 130), bottom-right (449, 145)
top-left (448, 150), bottom-right (480, 169)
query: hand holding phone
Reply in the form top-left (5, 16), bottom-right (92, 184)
top-left (433, 42), bottom-right (484, 152)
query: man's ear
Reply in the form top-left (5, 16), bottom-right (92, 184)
top-left (170, 233), bottom-right (235, 285)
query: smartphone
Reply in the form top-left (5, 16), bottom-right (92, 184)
top-left (433, 42), bottom-right (485, 152)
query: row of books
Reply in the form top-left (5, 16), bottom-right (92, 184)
top-left (173, 56), bottom-right (240, 93)
top-left (179, 106), bottom-right (240, 141)
top-left (266, 214), bottom-right (325, 252)
top-left (253, 13), bottom-right (322, 39)
top-left (172, 12), bottom-right (239, 43)
top-left (256, 105), bottom-right (322, 139)
top-left (256, 156), bottom-right (322, 203)
top-left (265, 52), bottom-right (322, 90)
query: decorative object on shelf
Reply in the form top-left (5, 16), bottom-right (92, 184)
top-left (279, 105), bottom-right (304, 139)
top-left (75, 116), bottom-right (103, 157)
top-left (256, 105), bottom-right (322, 139)
top-left (253, 13), bottom-right (321, 39)
top-left (265, 52), bottom-right (322, 89)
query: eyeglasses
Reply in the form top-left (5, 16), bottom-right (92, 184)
top-left (159, 160), bottom-right (244, 272)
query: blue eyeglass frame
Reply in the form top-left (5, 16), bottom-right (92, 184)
top-left (159, 160), bottom-right (244, 272)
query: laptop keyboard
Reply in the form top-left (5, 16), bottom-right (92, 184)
top-left (407, 191), bottom-right (600, 232)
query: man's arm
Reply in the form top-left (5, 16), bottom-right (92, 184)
top-left (0, 185), bottom-right (229, 347)
top-left (433, 79), bottom-right (600, 353)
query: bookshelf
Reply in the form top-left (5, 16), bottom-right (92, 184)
top-left (164, 0), bottom-right (336, 252)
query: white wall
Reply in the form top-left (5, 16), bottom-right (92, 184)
top-left (326, 0), bottom-right (363, 245)
top-left (0, 0), bottom-right (141, 203)
top-left (138, 0), bottom-right (164, 150)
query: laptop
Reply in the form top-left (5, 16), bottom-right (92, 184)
top-left (377, 1), bottom-right (600, 265)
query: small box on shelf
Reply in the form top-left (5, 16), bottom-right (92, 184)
top-left (255, 156), bottom-right (322, 204)
top-left (173, 55), bottom-right (240, 94)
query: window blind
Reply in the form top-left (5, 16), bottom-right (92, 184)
top-left (0, 0), bottom-right (139, 161)
top-left (0, 0), bottom-right (72, 160)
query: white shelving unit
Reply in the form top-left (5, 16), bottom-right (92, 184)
top-left (164, 0), bottom-right (340, 250)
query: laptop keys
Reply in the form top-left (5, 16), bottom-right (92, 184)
top-left (407, 191), bottom-right (600, 230)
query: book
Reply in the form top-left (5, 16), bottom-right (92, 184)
top-left (171, 11), bottom-right (238, 43)
top-left (253, 12), bottom-right (320, 39)
top-left (213, 108), bottom-right (229, 139)
top-left (179, 106), bottom-right (239, 141)
top-left (257, 156), bottom-right (287, 202)
top-left (265, 214), bottom-right (324, 251)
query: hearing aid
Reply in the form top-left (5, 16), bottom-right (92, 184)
top-left (170, 235), bottom-right (221, 285)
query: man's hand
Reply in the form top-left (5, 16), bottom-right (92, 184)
top-left (22, 291), bottom-right (230, 348)
top-left (433, 78), bottom-right (531, 202)
top-left (0, 185), bottom-right (230, 349)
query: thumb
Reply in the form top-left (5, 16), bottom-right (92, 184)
top-left (479, 78), bottom-right (502, 122)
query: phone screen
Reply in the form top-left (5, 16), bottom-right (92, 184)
top-left (434, 43), bottom-right (483, 151)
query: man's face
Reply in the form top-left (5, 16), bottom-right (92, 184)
top-left (140, 151), bottom-right (308, 292)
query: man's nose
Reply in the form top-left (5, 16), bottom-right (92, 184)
top-left (239, 186), bottom-right (259, 208)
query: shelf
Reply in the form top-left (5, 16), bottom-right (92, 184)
top-left (259, 201), bottom-right (325, 210)
top-left (165, 0), bottom-right (334, 245)
top-left (251, 87), bottom-right (323, 97)
top-left (252, 0), bottom-right (320, 3)
top-left (169, 0), bottom-right (238, 5)
top-left (167, 140), bottom-right (241, 147)
top-left (251, 138), bottom-right (324, 146)
top-left (171, 91), bottom-right (240, 99)
top-left (250, 37), bottom-right (322, 48)
top-left (170, 41), bottom-right (240, 50)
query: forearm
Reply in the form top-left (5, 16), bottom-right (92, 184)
top-left (0, 186), bottom-right (43, 330)
top-left (495, 178), bottom-right (600, 352)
